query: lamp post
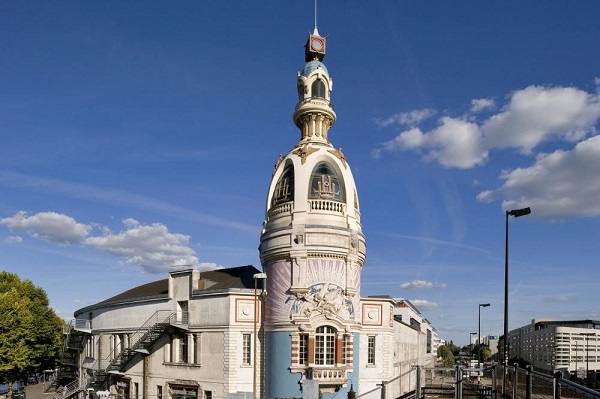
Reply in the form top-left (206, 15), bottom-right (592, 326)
top-left (502, 206), bottom-right (531, 398)
top-left (470, 332), bottom-right (477, 347)
top-left (582, 332), bottom-right (594, 387)
top-left (478, 303), bottom-right (490, 369)
top-left (253, 273), bottom-right (267, 399)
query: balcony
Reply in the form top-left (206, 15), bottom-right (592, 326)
top-left (308, 199), bottom-right (345, 214)
top-left (306, 366), bottom-right (349, 386)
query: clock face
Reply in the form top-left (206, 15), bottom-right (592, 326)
top-left (311, 37), bottom-right (324, 52)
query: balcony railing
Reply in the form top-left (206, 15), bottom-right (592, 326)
top-left (309, 199), bottom-right (345, 214)
top-left (306, 366), bottom-right (348, 385)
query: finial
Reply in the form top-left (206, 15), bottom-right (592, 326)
top-left (314, 0), bottom-right (318, 31)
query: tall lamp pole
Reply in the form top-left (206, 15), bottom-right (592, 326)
top-left (470, 332), bottom-right (477, 348)
top-left (253, 273), bottom-right (267, 399)
top-left (502, 207), bottom-right (531, 398)
top-left (478, 303), bottom-right (490, 369)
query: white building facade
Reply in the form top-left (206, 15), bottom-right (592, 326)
top-left (508, 319), bottom-right (599, 383)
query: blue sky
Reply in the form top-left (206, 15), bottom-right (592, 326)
top-left (1, 1), bottom-right (599, 346)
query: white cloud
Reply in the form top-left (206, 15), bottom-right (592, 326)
top-left (4, 235), bottom-right (23, 244)
top-left (471, 98), bottom-right (495, 113)
top-left (478, 135), bottom-right (600, 218)
top-left (0, 211), bottom-right (218, 274)
top-left (0, 211), bottom-right (91, 244)
top-left (483, 85), bottom-right (600, 154)
top-left (375, 109), bottom-right (436, 127)
top-left (85, 218), bottom-right (202, 273)
top-left (400, 280), bottom-right (433, 289)
top-left (400, 279), bottom-right (447, 290)
top-left (409, 299), bottom-right (439, 311)
top-left (374, 83), bottom-right (600, 168)
top-left (543, 294), bottom-right (575, 303)
top-left (381, 117), bottom-right (488, 169)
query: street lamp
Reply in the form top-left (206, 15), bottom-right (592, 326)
top-left (478, 303), bottom-right (490, 369)
top-left (502, 206), bottom-right (531, 398)
top-left (253, 272), bottom-right (267, 399)
top-left (582, 332), bottom-right (595, 387)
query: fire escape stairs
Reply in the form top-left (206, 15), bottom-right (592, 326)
top-left (49, 312), bottom-right (187, 399)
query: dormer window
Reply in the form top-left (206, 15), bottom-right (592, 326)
top-left (272, 164), bottom-right (294, 206)
top-left (311, 79), bottom-right (326, 99)
top-left (309, 162), bottom-right (345, 201)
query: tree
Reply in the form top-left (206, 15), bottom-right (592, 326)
top-left (0, 272), bottom-right (64, 396)
top-left (481, 347), bottom-right (492, 362)
top-left (437, 344), bottom-right (456, 368)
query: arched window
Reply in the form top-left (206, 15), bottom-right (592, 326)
top-left (309, 162), bottom-right (345, 201)
top-left (271, 164), bottom-right (294, 206)
top-left (315, 326), bottom-right (336, 366)
top-left (311, 79), bottom-right (326, 99)
top-left (297, 81), bottom-right (305, 101)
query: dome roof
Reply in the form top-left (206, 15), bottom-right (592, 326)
top-left (301, 60), bottom-right (328, 77)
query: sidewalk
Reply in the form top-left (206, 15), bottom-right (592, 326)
top-left (19, 383), bottom-right (54, 399)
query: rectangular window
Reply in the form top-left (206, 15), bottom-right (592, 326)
top-left (193, 334), bottom-right (200, 365)
top-left (179, 335), bottom-right (188, 364)
top-left (242, 333), bottom-right (252, 365)
top-left (157, 386), bottom-right (162, 399)
top-left (85, 336), bottom-right (95, 358)
top-left (315, 326), bottom-right (336, 366)
top-left (299, 333), bottom-right (308, 365)
top-left (367, 336), bottom-right (376, 365)
top-left (134, 383), bottom-right (139, 399)
top-left (204, 391), bottom-right (212, 399)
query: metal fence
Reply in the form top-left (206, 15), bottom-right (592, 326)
top-left (349, 365), bottom-right (600, 399)
top-left (491, 364), bottom-right (600, 399)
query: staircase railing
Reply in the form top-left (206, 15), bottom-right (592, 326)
top-left (48, 311), bottom-right (187, 399)
top-left (99, 310), bottom-right (188, 370)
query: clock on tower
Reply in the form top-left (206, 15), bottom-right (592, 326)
top-left (305, 32), bottom-right (326, 62)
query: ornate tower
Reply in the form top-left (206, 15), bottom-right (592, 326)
top-left (260, 26), bottom-right (366, 397)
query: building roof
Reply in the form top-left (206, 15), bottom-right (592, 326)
top-left (74, 265), bottom-right (262, 315)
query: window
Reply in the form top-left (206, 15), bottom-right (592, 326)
top-left (85, 336), bottom-right (95, 358)
top-left (311, 79), bottom-right (326, 98)
top-left (272, 164), bottom-right (294, 206)
top-left (134, 383), bottom-right (139, 399)
top-left (179, 334), bottom-right (188, 363)
top-left (315, 326), bottom-right (336, 365)
top-left (157, 386), bottom-right (162, 399)
top-left (204, 391), bottom-right (212, 399)
top-left (367, 336), bottom-right (376, 365)
top-left (299, 334), bottom-right (309, 365)
top-left (193, 334), bottom-right (201, 365)
top-left (243, 333), bottom-right (252, 365)
top-left (309, 162), bottom-right (345, 201)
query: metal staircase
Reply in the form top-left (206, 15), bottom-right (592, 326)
top-left (50, 311), bottom-right (187, 399)
top-left (46, 319), bottom-right (91, 394)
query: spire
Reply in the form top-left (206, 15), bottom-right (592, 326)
top-left (295, 25), bottom-right (336, 144)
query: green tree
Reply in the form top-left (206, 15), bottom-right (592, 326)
top-left (0, 272), bottom-right (64, 395)
top-left (437, 344), bottom-right (456, 368)
top-left (481, 347), bottom-right (492, 362)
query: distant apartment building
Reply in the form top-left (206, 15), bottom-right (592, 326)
top-left (508, 319), bottom-right (599, 381)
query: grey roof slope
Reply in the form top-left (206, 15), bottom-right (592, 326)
top-left (74, 265), bottom-right (262, 315)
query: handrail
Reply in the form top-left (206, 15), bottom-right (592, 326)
top-left (96, 310), bottom-right (187, 370)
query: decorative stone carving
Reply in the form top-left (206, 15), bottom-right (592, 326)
top-left (328, 147), bottom-right (347, 169)
top-left (290, 283), bottom-right (353, 320)
top-left (292, 144), bottom-right (319, 165)
top-left (273, 154), bottom-right (284, 175)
